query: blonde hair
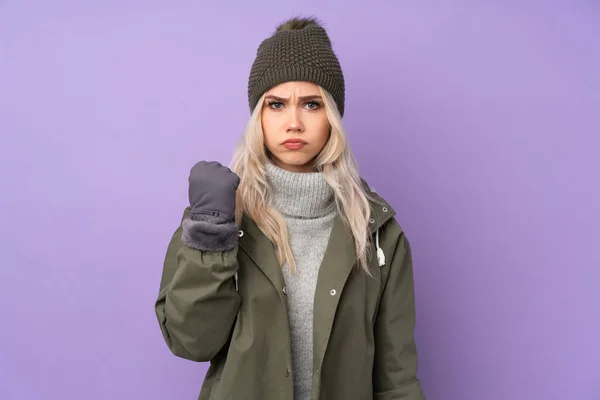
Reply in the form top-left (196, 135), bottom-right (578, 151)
top-left (231, 86), bottom-right (376, 273)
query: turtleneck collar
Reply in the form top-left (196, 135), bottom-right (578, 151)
top-left (265, 161), bottom-right (335, 219)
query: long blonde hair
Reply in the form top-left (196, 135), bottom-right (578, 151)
top-left (231, 86), bottom-right (375, 273)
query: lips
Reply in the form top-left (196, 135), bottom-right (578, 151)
top-left (282, 139), bottom-right (307, 150)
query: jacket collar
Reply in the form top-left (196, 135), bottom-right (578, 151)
top-left (366, 188), bottom-right (396, 235)
top-left (239, 214), bottom-right (286, 293)
top-left (238, 190), bottom-right (395, 286)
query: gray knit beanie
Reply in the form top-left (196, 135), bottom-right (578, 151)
top-left (247, 17), bottom-right (346, 116)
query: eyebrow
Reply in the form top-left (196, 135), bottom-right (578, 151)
top-left (264, 95), bottom-right (323, 102)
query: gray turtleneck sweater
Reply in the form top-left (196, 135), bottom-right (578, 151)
top-left (265, 161), bottom-right (336, 400)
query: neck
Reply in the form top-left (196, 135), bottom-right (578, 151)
top-left (265, 161), bottom-right (335, 218)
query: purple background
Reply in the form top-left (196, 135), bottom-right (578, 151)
top-left (1, 1), bottom-right (599, 399)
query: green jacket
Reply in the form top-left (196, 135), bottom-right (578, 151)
top-left (155, 189), bottom-right (425, 400)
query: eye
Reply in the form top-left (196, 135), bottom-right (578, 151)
top-left (305, 101), bottom-right (321, 110)
top-left (268, 101), bottom-right (284, 110)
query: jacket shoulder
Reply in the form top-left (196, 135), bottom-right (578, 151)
top-left (359, 177), bottom-right (405, 236)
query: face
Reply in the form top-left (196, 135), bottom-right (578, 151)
top-left (261, 81), bottom-right (330, 173)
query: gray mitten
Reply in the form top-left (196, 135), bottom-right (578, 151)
top-left (188, 161), bottom-right (240, 221)
top-left (182, 161), bottom-right (241, 252)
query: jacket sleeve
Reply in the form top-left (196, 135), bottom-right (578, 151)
top-left (373, 232), bottom-right (426, 400)
top-left (154, 207), bottom-right (241, 362)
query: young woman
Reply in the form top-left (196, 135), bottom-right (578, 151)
top-left (155, 17), bottom-right (426, 400)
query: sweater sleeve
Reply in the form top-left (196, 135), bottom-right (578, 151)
top-left (373, 233), bottom-right (426, 400)
top-left (154, 207), bottom-right (241, 362)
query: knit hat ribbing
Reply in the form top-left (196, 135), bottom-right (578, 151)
top-left (247, 17), bottom-right (346, 116)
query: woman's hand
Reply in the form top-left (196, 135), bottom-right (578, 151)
top-left (188, 161), bottom-right (240, 222)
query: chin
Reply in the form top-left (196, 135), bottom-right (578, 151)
top-left (272, 153), bottom-right (316, 171)
top-left (279, 154), bottom-right (311, 165)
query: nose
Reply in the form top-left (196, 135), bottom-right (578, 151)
top-left (286, 107), bottom-right (304, 133)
